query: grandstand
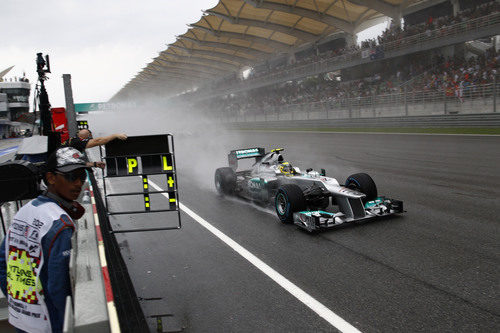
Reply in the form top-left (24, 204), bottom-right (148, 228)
top-left (112, 0), bottom-right (500, 126)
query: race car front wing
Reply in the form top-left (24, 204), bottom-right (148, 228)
top-left (293, 197), bottom-right (404, 232)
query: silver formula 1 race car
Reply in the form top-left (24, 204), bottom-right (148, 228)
top-left (215, 147), bottom-right (403, 232)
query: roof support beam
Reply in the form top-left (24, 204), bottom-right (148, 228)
top-left (190, 49), bottom-right (251, 65)
top-left (355, 7), bottom-right (371, 25)
top-left (153, 68), bottom-right (215, 80)
top-left (323, 0), bottom-right (339, 14)
top-left (402, 0), bottom-right (447, 16)
top-left (147, 63), bottom-right (217, 78)
top-left (243, 0), bottom-right (354, 34)
top-left (166, 46), bottom-right (237, 70)
top-left (162, 51), bottom-right (239, 71)
top-left (348, 0), bottom-right (399, 19)
top-left (134, 77), bottom-right (192, 89)
top-left (178, 36), bottom-right (269, 58)
top-left (152, 72), bottom-right (201, 83)
top-left (205, 10), bottom-right (317, 42)
top-left (155, 58), bottom-right (225, 75)
top-left (141, 68), bottom-right (160, 77)
top-left (190, 24), bottom-right (292, 51)
top-left (164, 49), bottom-right (240, 71)
top-left (167, 44), bottom-right (250, 65)
top-left (162, 53), bottom-right (239, 72)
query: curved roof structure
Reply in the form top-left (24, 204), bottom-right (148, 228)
top-left (114, 0), bottom-right (430, 100)
top-left (0, 66), bottom-right (15, 80)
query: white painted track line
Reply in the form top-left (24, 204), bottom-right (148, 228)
top-left (149, 180), bottom-right (362, 333)
top-left (0, 146), bottom-right (18, 157)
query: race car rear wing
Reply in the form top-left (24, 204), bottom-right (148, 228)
top-left (228, 147), bottom-right (265, 170)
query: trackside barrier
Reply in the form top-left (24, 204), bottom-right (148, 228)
top-left (65, 169), bottom-right (150, 332)
top-left (87, 171), bottom-right (150, 332)
top-left (225, 113), bottom-right (500, 130)
top-left (222, 81), bottom-right (500, 123)
top-left (62, 177), bottom-right (120, 333)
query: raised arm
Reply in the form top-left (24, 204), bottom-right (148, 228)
top-left (86, 133), bottom-right (127, 148)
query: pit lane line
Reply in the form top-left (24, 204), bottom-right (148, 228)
top-left (148, 180), bottom-right (362, 333)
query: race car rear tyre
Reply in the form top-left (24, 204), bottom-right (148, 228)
top-left (345, 173), bottom-right (378, 203)
top-left (275, 184), bottom-right (306, 224)
top-left (215, 167), bottom-right (236, 195)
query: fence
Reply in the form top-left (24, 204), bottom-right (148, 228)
top-left (221, 81), bottom-right (500, 124)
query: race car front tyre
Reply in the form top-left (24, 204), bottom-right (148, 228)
top-left (345, 173), bottom-right (378, 203)
top-left (275, 184), bottom-right (306, 224)
top-left (215, 167), bottom-right (236, 195)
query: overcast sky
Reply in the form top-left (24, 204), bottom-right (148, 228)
top-left (0, 0), bottom-right (219, 107)
top-left (0, 0), bottom-right (385, 108)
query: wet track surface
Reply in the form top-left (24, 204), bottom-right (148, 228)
top-left (94, 131), bottom-right (500, 332)
top-left (2, 133), bottom-right (500, 332)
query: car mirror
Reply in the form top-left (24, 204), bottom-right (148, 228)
top-left (320, 168), bottom-right (326, 176)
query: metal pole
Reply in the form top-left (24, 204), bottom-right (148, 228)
top-left (444, 90), bottom-right (447, 115)
top-left (372, 91), bottom-right (376, 117)
top-left (39, 80), bottom-right (52, 136)
top-left (348, 95), bottom-right (352, 118)
top-left (404, 87), bottom-right (408, 116)
top-left (494, 75), bottom-right (497, 113)
top-left (0, 205), bottom-right (6, 237)
top-left (63, 74), bottom-right (78, 137)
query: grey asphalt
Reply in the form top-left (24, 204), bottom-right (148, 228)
top-left (0, 139), bottom-right (22, 163)
top-left (2, 133), bottom-right (499, 332)
top-left (97, 131), bottom-right (500, 332)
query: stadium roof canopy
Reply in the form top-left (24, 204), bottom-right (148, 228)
top-left (114, 0), bottom-right (433, 100)
top-left (0, 66), bottom-right (14, 80)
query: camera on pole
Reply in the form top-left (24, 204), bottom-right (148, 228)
top-left (0, 53), bottom-right (59, 202)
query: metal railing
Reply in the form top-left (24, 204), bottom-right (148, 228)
top-left (221, 81), bottom-right (499, 123)
top-left (0, 184), bottom-right (115, 332)
top-left (191, 12), bottom-right (500, 100)
top-left (0, 201), bottom-right (22, 238)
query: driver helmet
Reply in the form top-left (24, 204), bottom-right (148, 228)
top-left (265, 152), bottom-right (284, 165)
top-left (307, 170), bottom-right (320, 178)
top-left (279, 162), bottom-right (294, 175)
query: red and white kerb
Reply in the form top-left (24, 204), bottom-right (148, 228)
top-left (89, 183), bottom-right (121, 333)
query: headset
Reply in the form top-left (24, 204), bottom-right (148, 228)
top-left (44, 191), bottom-right (85, 220)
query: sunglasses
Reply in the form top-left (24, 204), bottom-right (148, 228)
top-left (55, 170), bottom-right (87, 182)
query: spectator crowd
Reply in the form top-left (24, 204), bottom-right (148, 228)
top-left (207, 48), bottom-right (498, 116)
top-left (201, 1), bottom-right (499, 115)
